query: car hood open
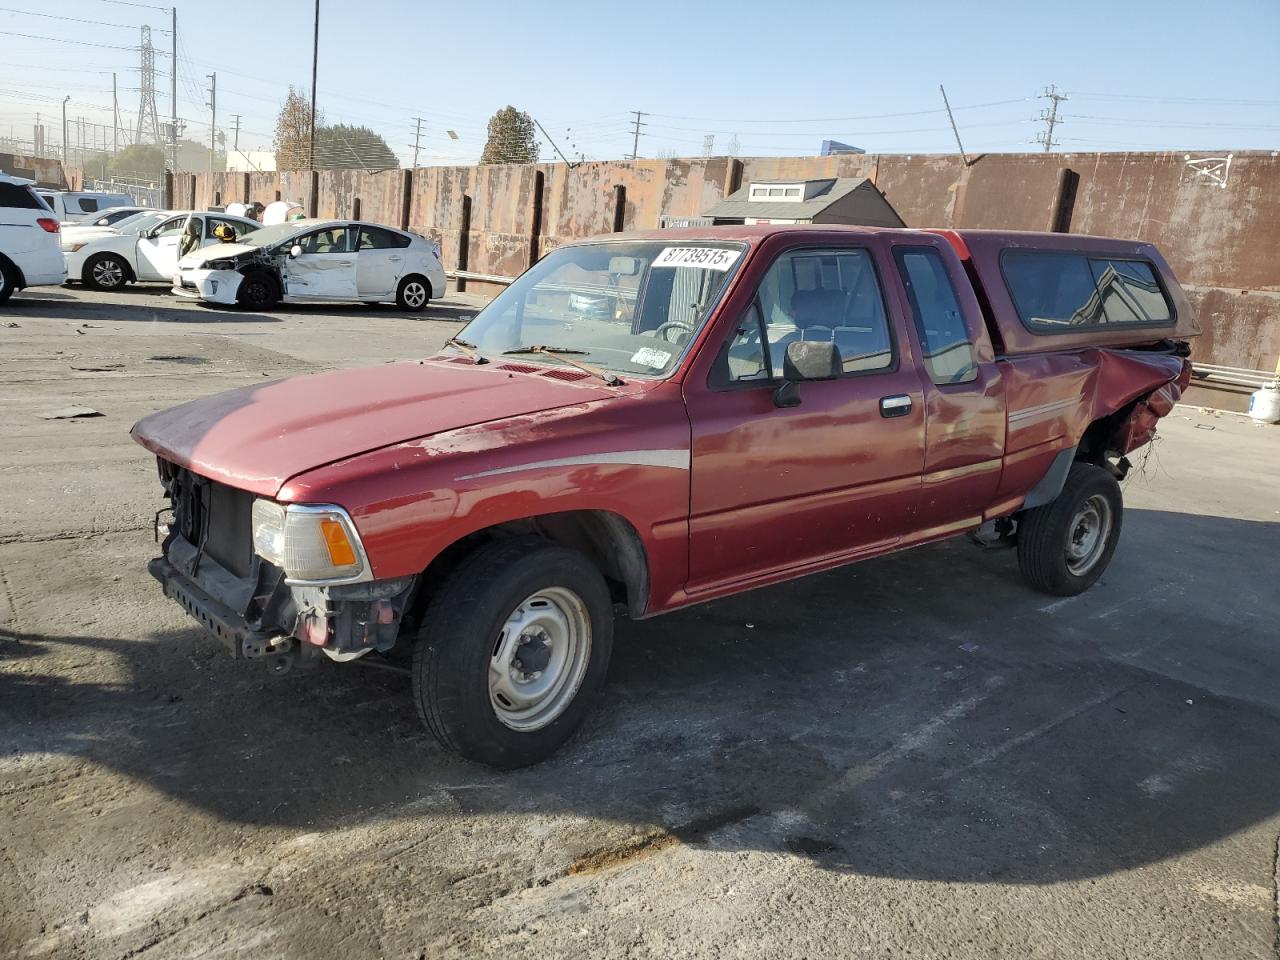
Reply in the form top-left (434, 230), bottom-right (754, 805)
top-left (131, 359), bottom-right (621, 497)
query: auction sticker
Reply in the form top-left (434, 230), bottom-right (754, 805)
top-left (651, 247), bottom-right (742, 271)
top-left (630, 346), bottom-right (672, 369)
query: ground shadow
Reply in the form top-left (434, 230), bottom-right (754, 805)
top-left (0, 288), bottom-right (280, 324)
top-left (2, 508), bottom-right (1277, 885)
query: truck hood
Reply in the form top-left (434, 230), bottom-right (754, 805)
top-left (131, 359), bottom-right (621, 497)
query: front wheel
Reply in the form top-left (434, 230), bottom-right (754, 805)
top-left (236, 272), bottom-right (280, 310)
top-left (1017, 462), bottom-right (1123, 596)
top-left (412, 538), bottom-right (614, 768)
top-left (83, 253), bottom-right (130, 290)
top-left (396, 275), bottom-right (430, 312)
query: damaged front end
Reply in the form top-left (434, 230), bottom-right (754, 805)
top-left (150, 458), bottom-right (415, 671)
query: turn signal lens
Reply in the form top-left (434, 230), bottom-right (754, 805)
top-left (250, 500), bottom-right (368, 583)
top-left (319, 518), bottom-right (358, 567)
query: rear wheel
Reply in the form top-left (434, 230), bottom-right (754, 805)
top-left (0, 259), bottom-right (15, 304)
top-left (396, 275), bottom-right (430, 312)
top-left (83, 253), bottom-right (129, 290)
top-left (1017, 462), bottom-right (1123, 596)
top-left (412, 538), bottom-right (614, 768)
top-left (236, 272), bottom-right (279, 310)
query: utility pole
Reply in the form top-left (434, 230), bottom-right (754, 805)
top-left (206, 73), bottom-right (216, 188)
top-left (308, 0), bottom-right (320, 169)
top-left (939, 83), bottom-right (970, 166)
top-left (169, 7), bottom-right (177, 172)
top-left (1036, 84), bottom-right (1068, 152)
top-left (112, 73), bottom-right (119, 154)
top-left (231, 114), bottom-right (241, 151)
top-left (410, 116), bottom-right (425, 169)
top-left (61, 96), bottom-right (69, 164)
top-left (627, 110), bottom-right (646, 160)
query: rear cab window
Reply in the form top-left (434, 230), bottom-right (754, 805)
top-left (1001, 250), bottom-right (1174, 331)
top-left (894, 246), bottom-right (978, 384)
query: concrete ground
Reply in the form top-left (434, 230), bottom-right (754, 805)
top-left (1, 284), bottom-right (1278, 960)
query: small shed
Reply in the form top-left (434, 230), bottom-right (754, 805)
top-left (703, 177), bottom-right (904, 228)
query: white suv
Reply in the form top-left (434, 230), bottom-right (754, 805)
top-left (0, 173), bottom-right (65, 304)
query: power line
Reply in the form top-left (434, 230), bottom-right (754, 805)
top-left (646, 97), bottom-right (1030, 125)
top-left (0, 5), bottom-right (167, 31)
top-left (0, 28), bottom-right (162, 50)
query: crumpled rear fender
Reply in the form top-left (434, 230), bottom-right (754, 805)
top-left (1089, 349), bottom-right (1192, 455)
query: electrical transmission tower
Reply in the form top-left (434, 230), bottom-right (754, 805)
top-left (626, 110), bottom-right (647, 160)
top-left (135, 26), bottom-right (162, 146)
top-left (1036, 84), bottom-right (1068, 152)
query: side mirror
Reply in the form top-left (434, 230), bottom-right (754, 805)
top-left (773, 340), bottom-right (841, 408)
top-left (288, 244), bottom-right (302, 258)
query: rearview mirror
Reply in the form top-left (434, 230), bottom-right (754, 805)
top-left (773, 340), bottom-right (841, 408)
top-left (608, 256), bottom-right (640, 276)
top-left (289, 244), bottom-right (302, 258)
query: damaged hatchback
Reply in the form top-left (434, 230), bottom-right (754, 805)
top-left (134, 224), bottom-right (1199, 769)
top-left (171, 219), bottom-right (447, 312)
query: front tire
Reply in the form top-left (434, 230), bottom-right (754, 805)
top-left (236, 271), bottom-right (280, 310)
top-left (83, 253), bottom-right (130, 290)
top-left (1017, 462), bottom-right (1123, 596)
top-left (396, 275), bottom-right (430, 312)
top-left (412, 538), bottom-right (614, 769)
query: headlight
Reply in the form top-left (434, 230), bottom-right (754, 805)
top-left (251, 500), bottom-right (369, 583)
top-left (207, 259), bottom-right (236, 270)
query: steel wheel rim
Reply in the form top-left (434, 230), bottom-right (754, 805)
top-left (1066, 494), bottom-right (1112, 575)
top-left (402, 281), bottom-right (426, 308)
top-left (488, 586), bottom-right (591, 732)
top-left (92, 259), bottom-right (124, 287)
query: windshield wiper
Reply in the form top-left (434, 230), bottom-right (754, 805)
top-left (445, 336), bottom-right (488, 364)
top-left (503, 345), bottom-right (621, 385)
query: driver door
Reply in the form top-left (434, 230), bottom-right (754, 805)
top-left (135, 214), bottom-right (191, 280)
top-left (280, 226), bottom-right (358, 300)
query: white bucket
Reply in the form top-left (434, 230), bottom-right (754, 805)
top-left (1248, 383), bottom-right (1280, 424)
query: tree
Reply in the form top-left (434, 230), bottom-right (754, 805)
top-left (109, 143), bottom-right (165, 181)
top-left (274, 86), bottom-right (316, 171)
top-left (480, 106), bottom-right (539, 165)
top-left (313, 123), bottom-right (397, 170)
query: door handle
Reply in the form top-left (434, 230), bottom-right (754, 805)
top-left (388, 256), bottom-right (403, 262)
top-left (880, 395), bottom-right (913, 418)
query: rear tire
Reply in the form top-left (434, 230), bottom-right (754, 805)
top-left (83, 253), bottom-right (130, 290)
top-left (236, 271), bottom-right (280, 310)
top-left (1017, 462), bottom-right (1123, 596)
top-left (396, 275), bottom-right (430, 312)
top-left (411, 538), bottom-right (614, 769)
top-left (0, 259), bottom-right (15, 304)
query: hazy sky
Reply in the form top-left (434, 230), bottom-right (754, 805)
top-left (1, 0), bottom-right (1276, 166)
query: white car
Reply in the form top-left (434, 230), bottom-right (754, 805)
top-left (172, 219), bottom-right (446, 312)
top-left (66, 210), bottom-right (260, 290)
top-left (0, 172), bottom-right (66, 303)
top-left (61, 210), bottom-right (166, 253)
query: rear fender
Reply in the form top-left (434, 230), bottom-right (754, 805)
top-left (1097, 352), bottom-right (1193, 454)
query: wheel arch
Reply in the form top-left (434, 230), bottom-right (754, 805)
top-left (405, 509), bottom-right (650, 631)
top-left (83, 250), bottom-right (135, 283)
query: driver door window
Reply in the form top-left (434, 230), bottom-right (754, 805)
top-left (297, 227), bottom-right (353, 255)
top-left (723, 248), bottom-right (894, 383)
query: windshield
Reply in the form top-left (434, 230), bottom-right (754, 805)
top-left (457, 240), bottom-right (745, 378)
top-left (237, 222), bottom-right (304, 248)
top-left (113, 211), bottom-right (165, 234)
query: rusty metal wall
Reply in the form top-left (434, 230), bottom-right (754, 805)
top-left (179, 150), bottom-right (1279, 371)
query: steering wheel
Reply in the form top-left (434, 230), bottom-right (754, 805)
top-left (654, 320), bottom-right (694, 344)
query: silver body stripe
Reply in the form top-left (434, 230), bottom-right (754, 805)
top-left (1008, 397), bottom-right (1077, 428)
top-left (456, 449), bottom-right (691, 481)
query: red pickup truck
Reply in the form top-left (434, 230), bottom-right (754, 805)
top-left (134, 224), bottom-right (1198, 767)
